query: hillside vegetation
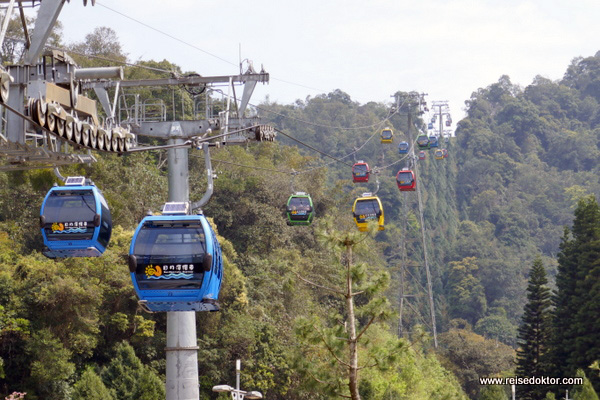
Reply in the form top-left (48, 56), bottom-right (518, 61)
top-left (1, 26), bottom-right (600, 400)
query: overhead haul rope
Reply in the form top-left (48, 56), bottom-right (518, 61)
top-left (405, 120), bottom-right (438, 348)
top-left (95, 2), bottom-right (347, 98)
top-left (96, 1), bottom-right (236, 68)
top-left (254, 105), bottom-right (399, 131)
top-left (5, 36), bottom-right (177, 75)
top-left (188, 153), bottom-right (291, 175)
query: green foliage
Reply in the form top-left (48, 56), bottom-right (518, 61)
top-left (294, 220), bottom-right (403, 399)
top-left (474, 311), bottom-right (517, 347)
top-left (26, 329), bottom-right (75, 400)
top-left (516, 257), bottom-right (553, 400)
top-left (99, 342), bottom-right (163, 400)
top-left (479, 385), bottom-right (509, 400)
top-left (447, 257), bottom-right (487, 325)
top-left (572, 369), bottom-right (600, 400)
top-left (551, 196), bottom-right (600, 391)
top-left (438, 328), bottom-right (515, 398)
top-left (72, 367), bottom-right (114, 400)
top-left (7, 27), bottom-right (600, 400)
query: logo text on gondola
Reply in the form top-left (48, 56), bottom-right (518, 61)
top-left (145, 264), bottom-right (195, 278)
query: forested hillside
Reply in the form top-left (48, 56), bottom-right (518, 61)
top-left (1, 25), bottom-right (600, 400)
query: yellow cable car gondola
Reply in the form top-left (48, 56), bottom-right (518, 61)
top-left (380, 127), bottom-right (394, 143)
top-left (352, 193), bottom-right (384, 232)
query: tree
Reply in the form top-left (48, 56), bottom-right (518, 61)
top-left (551, 196), bottom-right (600, 392)
top-left (100, 342), bottom-right (164, 400)
top-left (294, 220), bottom-right (401, 400)
top-left (447, 257), bottom-right (487, 325)
top-left (479, 385), bottom-right (509, 400)
top-left (438, 327), bottom-right (515, 398)
top-left (516, 256), bottom-right (552, 400)
top-left (69, 27), bottom-right (127, 67)
top-left (26, 329), bottom-right (75, 400)
top-left (1, 16), bottom-right (63, 64)
top-left (72, 367), bottom-right (114, 400)
top-left (572, 369), bottom-right (600, 400)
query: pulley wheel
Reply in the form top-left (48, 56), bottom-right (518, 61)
top-left (35, 99), bottom-right (46, 128)
top-left (111, 133), bottom-right (118, 152)
top-left (46, 111), bottom-right (56, 132)
top-left (65, 120), bottom-right (74, 140)
top-left (124, 137), bottom-right (131, 152)
top-left (0, 78), bottom-right (9, 103)
top-left (89, 125), bottom-right (98, 149)
top-left (80, 123), bottom-right (89, 146)
top-left (97, 129), bottom-right (105, 151)
top-left (103, 131), bottom-right (112, 151)
top-left (55, 117), bottom-right (65, 137)
top-left (117, 137), bottom-right (125, 152)
top-left (72, 121), bottom-right (81, 144)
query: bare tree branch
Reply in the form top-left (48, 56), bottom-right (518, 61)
top-left (317, 328), bottom-right (351, 368)
top-left (356, 313), bottom-right (379, 342)
top-left (294, 270), bottom-right (345, 295)
top-left (357, 362), bottom-right (378, 371)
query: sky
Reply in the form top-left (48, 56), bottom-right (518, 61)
top-left (33, 0), bottom-right (600, 122)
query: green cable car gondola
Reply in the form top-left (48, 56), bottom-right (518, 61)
top-left (416, 134), bottom-right (430, 149)
top-left (286, 192), bottom-right (314, 226)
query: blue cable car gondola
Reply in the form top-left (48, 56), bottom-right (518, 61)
top-left (416, 134), bottom-right (430, 149)
top-left (428, 135), bottom-right (439, 148)
top-left (129, 202), bottom-right (223, 312)
top-left (427, 123), bottom-right (433, 130)
top-left (286, 192), bottom-right (314, 226)
top-left (398, 141), bottom-right (409, 154)
top-left (40, 176), bottom-right (112, 258)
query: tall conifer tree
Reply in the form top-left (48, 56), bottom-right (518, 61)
top-left (516, 256), bottom-right (552, 400)
top-left (551, 196), bottom-right (600, 392)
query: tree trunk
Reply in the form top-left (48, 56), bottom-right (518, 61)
top-left (346, 245), bottom-right (361, 400)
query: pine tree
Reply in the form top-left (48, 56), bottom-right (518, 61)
top-left (551, 196), bottom-right (600, 392)
top-left (516, 256), bottom-right (552, 400)
top-left (294, 220), bottom-right (401, 400)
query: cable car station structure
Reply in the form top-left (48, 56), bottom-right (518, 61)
top-left (0, 0), bottom-right (274, 173)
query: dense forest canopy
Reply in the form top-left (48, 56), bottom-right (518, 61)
top-left (1, 24), bottom-right (600, 400)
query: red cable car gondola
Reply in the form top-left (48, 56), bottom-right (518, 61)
top-left (352, 161), bottom-right (370, 183)
top-left (396, 169), bottom-right (416, 191)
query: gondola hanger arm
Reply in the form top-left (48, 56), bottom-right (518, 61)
top-left (190, 144), bottom-right (214, 212)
